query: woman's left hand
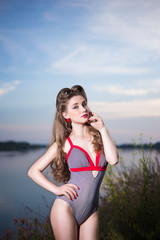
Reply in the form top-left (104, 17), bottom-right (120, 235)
top-left (88, 112), bottom-right (104, 130)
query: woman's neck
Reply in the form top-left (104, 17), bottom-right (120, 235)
top-left (71, 123), bottom-right (89, 137)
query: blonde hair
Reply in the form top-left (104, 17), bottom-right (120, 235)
top-left (50, 85), bottom-right (103, 183)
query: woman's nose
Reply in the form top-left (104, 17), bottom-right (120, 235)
top-left (81, 106), bottom-right (87, 112)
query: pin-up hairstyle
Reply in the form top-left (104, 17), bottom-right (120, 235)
top-left (50, 85), bottom-right (103, 183)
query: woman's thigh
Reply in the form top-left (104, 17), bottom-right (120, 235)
top-left (79, 211), bottom-right (99, 240)
top-left (50, 199), bottom-right (78, 240)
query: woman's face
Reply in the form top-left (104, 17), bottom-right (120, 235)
top-left (64, 95), bottom-right (89, 124)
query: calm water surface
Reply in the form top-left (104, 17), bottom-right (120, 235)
top-left (0, 148), bottom-right (159, 234)
top-left (0, 148), bottom-right (54, 234)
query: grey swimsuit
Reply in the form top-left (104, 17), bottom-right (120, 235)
top-left (56, 137), bottom-right (108, 225)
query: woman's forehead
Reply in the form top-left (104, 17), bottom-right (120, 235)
top-left (68, 95), bottom-right (85, 105)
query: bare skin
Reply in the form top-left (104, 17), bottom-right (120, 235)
top-left (79, 211), bottom-right (99, 240)
top-left (50, 199), bottom-right (78, 240)
top-left (51, 200), bottom-right (99, 240)
top-left (28, 95), bottom-right (119, 240)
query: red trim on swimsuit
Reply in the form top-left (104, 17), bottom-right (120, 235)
top-left (70, 166), bottom-right (106, 172)
top-left (66, 137), bottom-right (107, 172)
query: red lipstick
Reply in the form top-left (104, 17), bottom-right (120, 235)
top-left (81, 114), bottom-right (88, 118)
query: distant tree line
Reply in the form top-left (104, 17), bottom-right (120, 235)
top-left (0, 141), bottom-right (47, 151)
top-left (0, 140), bottom-right (159, 151)
top-left (116, 142), bottom-right (160, 150)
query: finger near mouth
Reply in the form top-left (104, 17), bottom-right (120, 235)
top-left (88, 119), bottom-right (97, 123)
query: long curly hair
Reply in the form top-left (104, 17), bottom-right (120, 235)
top-left (50, 85), bottom-right (103, 183)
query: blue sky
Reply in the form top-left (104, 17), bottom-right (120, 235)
top-left (0, 0), bottom-right (160, 144)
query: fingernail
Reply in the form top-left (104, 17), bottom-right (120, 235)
top-left (74, 196), bottom-right (76, 199)
top-left (70, 197), bottom-right (72, 201)
top-left (78, 187), bottom-right (80, 190)
top-left (76, 193), bottom-right (78, 197)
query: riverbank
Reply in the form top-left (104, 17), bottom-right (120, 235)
top-left (0, 140), bottom-right (159, 151)
top-left (0, 141), bottom-right (47, 151)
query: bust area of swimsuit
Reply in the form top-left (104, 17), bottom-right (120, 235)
top-left (66, 137), bottom-right (107, 172)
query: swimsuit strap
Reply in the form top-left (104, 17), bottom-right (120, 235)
top-left (67, 137), bottom-right (73, 147)
top-left (66, 137), bottom-right (73, 163)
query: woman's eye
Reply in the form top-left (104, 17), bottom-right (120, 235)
top-left (82, 102), bottom-right (87, 107)
top-left (73, 106), bottom-right (78, 109)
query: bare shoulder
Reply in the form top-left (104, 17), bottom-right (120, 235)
top-left (62, 138), bottom-right (71, 154)
top-left (46, 141), bottom-right (58, 157)
top-left (35, 141), bottom-right (58, 165)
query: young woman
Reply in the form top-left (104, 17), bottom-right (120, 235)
top-left (28, 85), bottom-right (119, 240)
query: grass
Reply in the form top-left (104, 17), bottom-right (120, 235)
top-left (1, 135), bottom-right (160, 240)
top-left (0, 202), bottom-right (54, 240)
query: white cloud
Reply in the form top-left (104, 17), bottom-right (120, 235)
top-left (87, 0), bottom-right (160, 53)
top-left (89, 98), bottom-right (160, 119)
top-left (154, 79), bottom-right (160, 87)
top-left (93, 85), bottom-right (159, 96)
top-left (0, 80), bottom-right (20, 98)
top-left (48, 0), bottom-right (160, 75)
top-left (51, 46), bottom-right (148, 75)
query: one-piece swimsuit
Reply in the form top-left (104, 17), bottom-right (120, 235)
top-left (56, 137), bottom-right (108, 225)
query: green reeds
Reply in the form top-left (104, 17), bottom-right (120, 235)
top-left (0, 200), bottom-right (54, 240)
top-left (99, 135), bottom-right (160, 240)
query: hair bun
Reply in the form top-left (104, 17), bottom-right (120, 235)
top-left (71, 85), bottom-right (83, 93)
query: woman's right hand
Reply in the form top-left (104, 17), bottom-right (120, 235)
top-left (54, 184), bottom-right (80, 201)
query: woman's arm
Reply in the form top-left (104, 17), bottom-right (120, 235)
top-left (28, 142), bottom-right (59, 194)
top-left (28, 142), bottom-right (79, 200)
top-left (99, 126), bottom-right (119, 165)
top-left (88, 113), bottom-right (119, 165)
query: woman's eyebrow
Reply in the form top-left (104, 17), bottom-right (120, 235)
top-left (71, 100), bottom-right (86, 107)
top-left (71, 103), bottom-right (78, 107)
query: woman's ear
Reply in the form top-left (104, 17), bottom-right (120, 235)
top-left (62, 112), bottom-right (69, 120)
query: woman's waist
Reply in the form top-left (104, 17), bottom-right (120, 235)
top-left (68, 174), bottom-right (103, 191)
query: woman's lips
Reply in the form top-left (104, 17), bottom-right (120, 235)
top-left (81, 114), bottom-right (88, 118)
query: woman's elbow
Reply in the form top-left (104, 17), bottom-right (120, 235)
top-left (111, 159), bottom-right (119, 165)
top-left (27, 167), bottom-right (35, 179)
top-left (109, 152), bottom-right (119, 165)
top-left (27, 168), bottom-right (32, 178)
top-left (110, 160), bottom-right (119, 165)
